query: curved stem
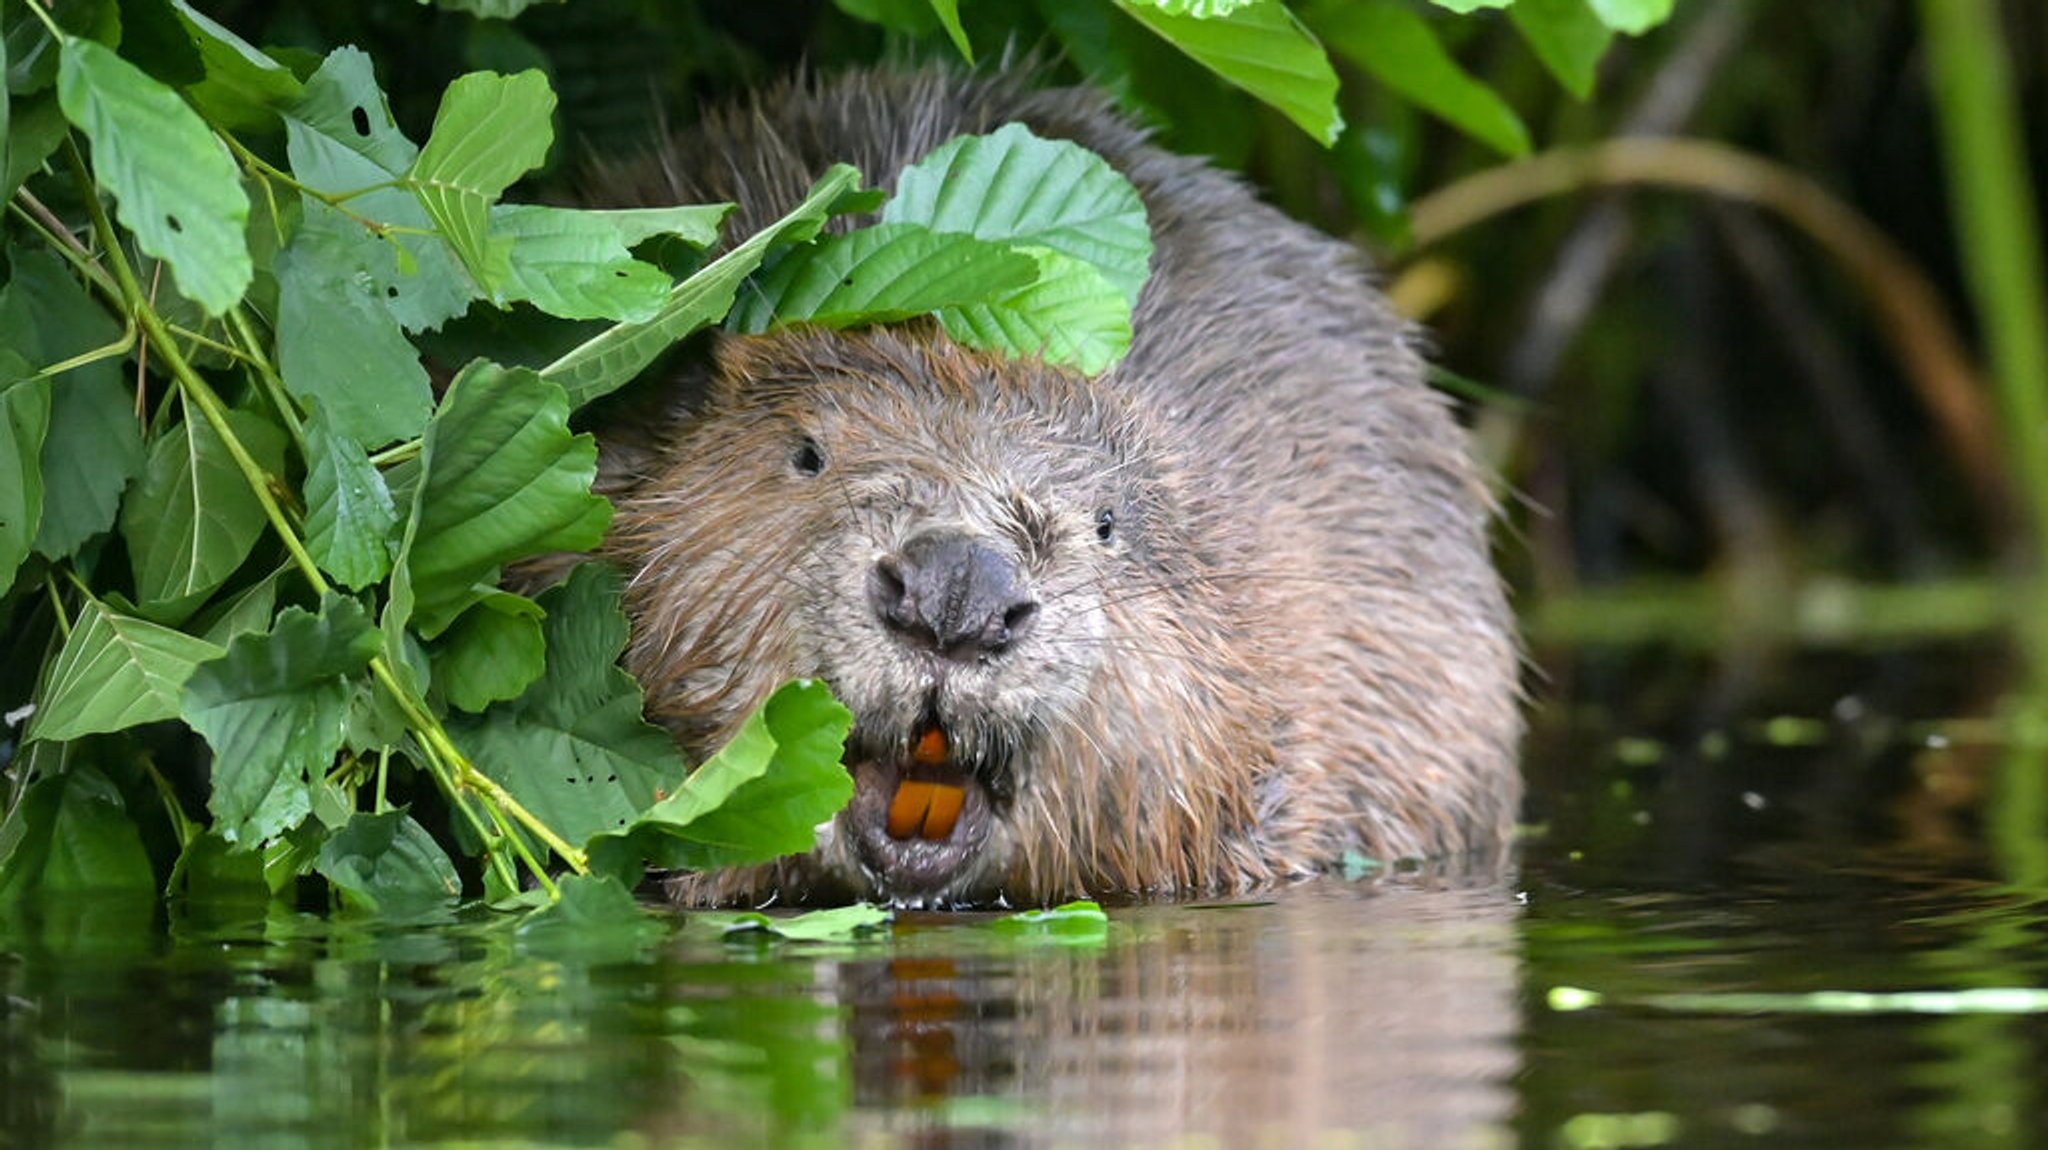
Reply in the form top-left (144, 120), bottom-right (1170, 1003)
top-left (1408, 136), bottom-right (2008, 526)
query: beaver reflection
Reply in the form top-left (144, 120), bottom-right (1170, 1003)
top-left (838, 879), bottom-right (1519, 1147)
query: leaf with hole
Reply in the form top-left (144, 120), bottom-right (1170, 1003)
top-left (56, 37), bottom-right (250, 315)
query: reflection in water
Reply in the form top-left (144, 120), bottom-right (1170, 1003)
top-left (0, 876), bottom-right (1522, 1149)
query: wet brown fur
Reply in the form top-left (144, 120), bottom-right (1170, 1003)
top-left (578, 69), bottom-right (1523, 906)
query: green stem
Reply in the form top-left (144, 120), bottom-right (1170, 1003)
top-left (225, 306), bottom-right (305, 443)
top-left (1919, 0), bottom-right (2048, 670)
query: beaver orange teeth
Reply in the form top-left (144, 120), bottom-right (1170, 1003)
top-left (912, 725), bottom-right (949, 766)
top-left (885, 775), bottom-right (966, 841)
top-left (919, 782), bottom-right (964, 840)
top-left (887, 779), bottom-right (935, 840)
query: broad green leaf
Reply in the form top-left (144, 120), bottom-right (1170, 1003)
top-left (489, 204), bottom-right (681, 322)
top-left (3, 95), bottom-right (67, 201)
top-left (541, 163), bottom-right (863, 409)
top-left (1307, 0), bottom-right (1531, 158)
top-left (391, 360), bottom-right (609, 638)
top-left (27, 598), bottom-right (224, 742)
top-left (0, 355), bottom-right (48, 596)
top-left (706, 903), bottom-right (892, 942)
top-left (585, 679), bottom-right (853, 874)
top-left (727, 224), bottom-right (1038, 333)
top-left (1125, 0), bottom-right (1261, 15)
top-left (940, 247), bottom-right (1132, 374)
top-left (1113, 0), bottom-right (1343, 145)
top-left (448, 564), bottom-right (682, 849)
top-left (1587, 0), bottom-right (1674, 35)
top-left (514, 873), bottom-right (666, 955)
top-left (406, 69), bottom-right (556, 298)
top-left (4, 245), bottom-right (142, 560)
top-left (171, 0), bottom-right (305, 130)
top-left (991, 899), bottom-right (1111, 942)
top-left (121, 407), bottom-right (287, 620)
top-left (884, 122), bottom-right (1153, 308)
top-left (301, 400), bottom-right (398, 588)
top-left (0, 763), bottom-right (156, 902)
top-left (1511, 0), bottom-right (1614, 99)
top-left (435, 590), bottom-right (545, 712)
top-left (56, 37), bottom-right (251, 315)
top-left (183, 595), bottom-right (381, 846)
top-left (314, 810), bottom-right (462, 914)
top-left (929, 0), bottom-right (972, 59)
top-left (167, 831), bottom-right (272, 908)
top-left (274, 199), bottom-right (435, 448)
top-left (282, 48), bottom-right (475, 333)
top-left (194, 567), bottom-right (283, 646)
top-left (1426, 0), bottom-right (1514, 11)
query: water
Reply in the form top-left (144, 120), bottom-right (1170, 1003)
top-left (7, 651), bottom-right (2048, 1149)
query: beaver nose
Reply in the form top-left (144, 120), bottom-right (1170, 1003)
top-left (870, 531), bottom-right (1039, 662)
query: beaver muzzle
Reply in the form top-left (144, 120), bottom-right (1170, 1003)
top-left (845, 716), bottom-right (1001, 899)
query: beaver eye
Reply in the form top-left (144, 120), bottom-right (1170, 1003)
top-left (791, 436), bottom-right (825, 477)
top-left (1094, 508), bottom-right (1116, 544)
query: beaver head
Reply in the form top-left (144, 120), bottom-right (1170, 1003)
top-left (602, 324), bottom-right (1270, 907)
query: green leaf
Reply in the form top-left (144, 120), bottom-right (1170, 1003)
top-left (1426, 0), bottom-right (1514, 11)
top-left (435, 590), bottom-right (545, 712)
top-left (0, 246), bottom-right (144, 561)
top-left (3, 95), bottom-right (68, 202)
top-left (939, 247), bottom-right (1133, 374)
top-left (1125, 0), bottom-right (1262, 15)
top-left (1510, 0), bottom-right (1614, 100)
top-left (282, 47), bottom-right (475, 333)
top-left (929, 0), bottom-right (972, 59)
top-left (391, 360), bottom-right (609, 638)
top-left (406, 69), bottom-right (556, 298)
top-left (301, 400), bottom-right (398, 589)
top-left (1587, 0), bottom-right (1674, 35)
top-left (704, 903), bottom-right (892, 942)
top-left (56, 37), bottom-right (251, 315)
top-left (449, 564), bottom-right (681, 850)
top-left (182, 594), bottom-right (381, 846)
top-left (514, 873), bottom-right (665, 955)
top-left (0, 356), bottom-right (48, 596)
top-left (883, 122), bottom-right (1153, 308)
top-left (27, 598), bottom-right (224, 742)
top-left (121, 407), bottom-right (287, 621)
top-left (540, 163), bottom-right (864, 409)
top-left (728, 224), bottom-right (1037, 333)
top-left (314, 810), bottom-right (462, 915)
top-left (990, 898), bottom-right (1111, 943)
top-left (170, 0), bottom-right (305, 130)
top-left (1112, 0), bottom-right (1343, 145)
top-left (194, 567), bottom-right (282, 647)
top-left (0, 763), bottom-right (156, 902)
top-left (274, 199), bottom-right (436, 448)
top-left (585, 679), bottom-right (853, 874)
top-left (1307, 0), bottom-right (1532, 158)
top-left (489, 204), bottom-right (676, 322)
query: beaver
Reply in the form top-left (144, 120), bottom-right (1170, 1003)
top-left (584, 69), bottom-right (1522, 907)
